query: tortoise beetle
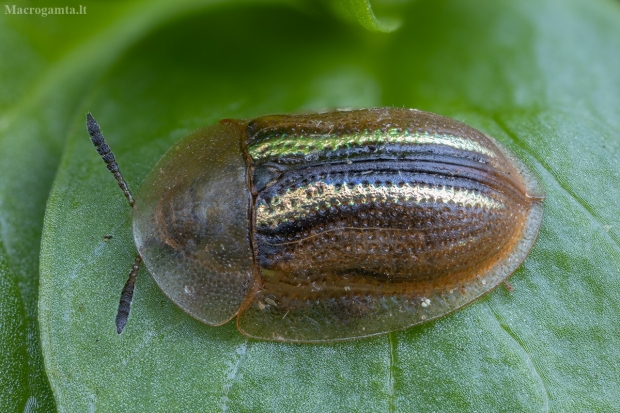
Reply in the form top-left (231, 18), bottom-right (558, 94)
top-left (87, 108), bottom-right (544, 342)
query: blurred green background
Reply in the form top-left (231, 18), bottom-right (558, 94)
top-left (1, 0), bottom-right (619, 411)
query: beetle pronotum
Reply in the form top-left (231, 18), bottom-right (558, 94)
top-left (87, 108), bottom-right (544, 342)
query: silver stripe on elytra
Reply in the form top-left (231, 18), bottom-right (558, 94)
top-left (250, 131), bottom-right (496, 161)
top-left (257, 181), bottom-right (504, 228)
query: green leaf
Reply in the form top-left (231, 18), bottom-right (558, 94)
top-left (328, 0), bottom-right (402, 33)
top-left (2, 0), bottom-right (615, 411)
top-left (0, 2), bottom-right (95, 410)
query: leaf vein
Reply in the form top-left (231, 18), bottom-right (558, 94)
top-left (486, 303), bottom-right (550, 412)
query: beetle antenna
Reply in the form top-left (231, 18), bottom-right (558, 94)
top-left (87, 113), bottom-right (140, 333)
top-left (86, 113), bottom-right (135, 207)
top-left (116, 255), bottom-right (142, 334)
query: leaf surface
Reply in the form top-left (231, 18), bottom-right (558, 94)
top-left (26, 0), bottom-right (620, 411)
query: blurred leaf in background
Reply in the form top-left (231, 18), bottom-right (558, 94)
top-left (326, 0), bottom-right (403, 32)
top-left (1, 0), bottom-right (619, 411)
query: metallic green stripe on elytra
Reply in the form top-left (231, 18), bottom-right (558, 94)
top-left (256, 181), bottom-right (505, 228)
top-left (248, 130), bottom-right (496, 161)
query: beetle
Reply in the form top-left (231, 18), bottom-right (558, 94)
top-left (87, 107), bottom-right (544, 343)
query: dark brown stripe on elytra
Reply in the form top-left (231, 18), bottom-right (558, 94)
top-left (255, 211), bottom-right (520, 282)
